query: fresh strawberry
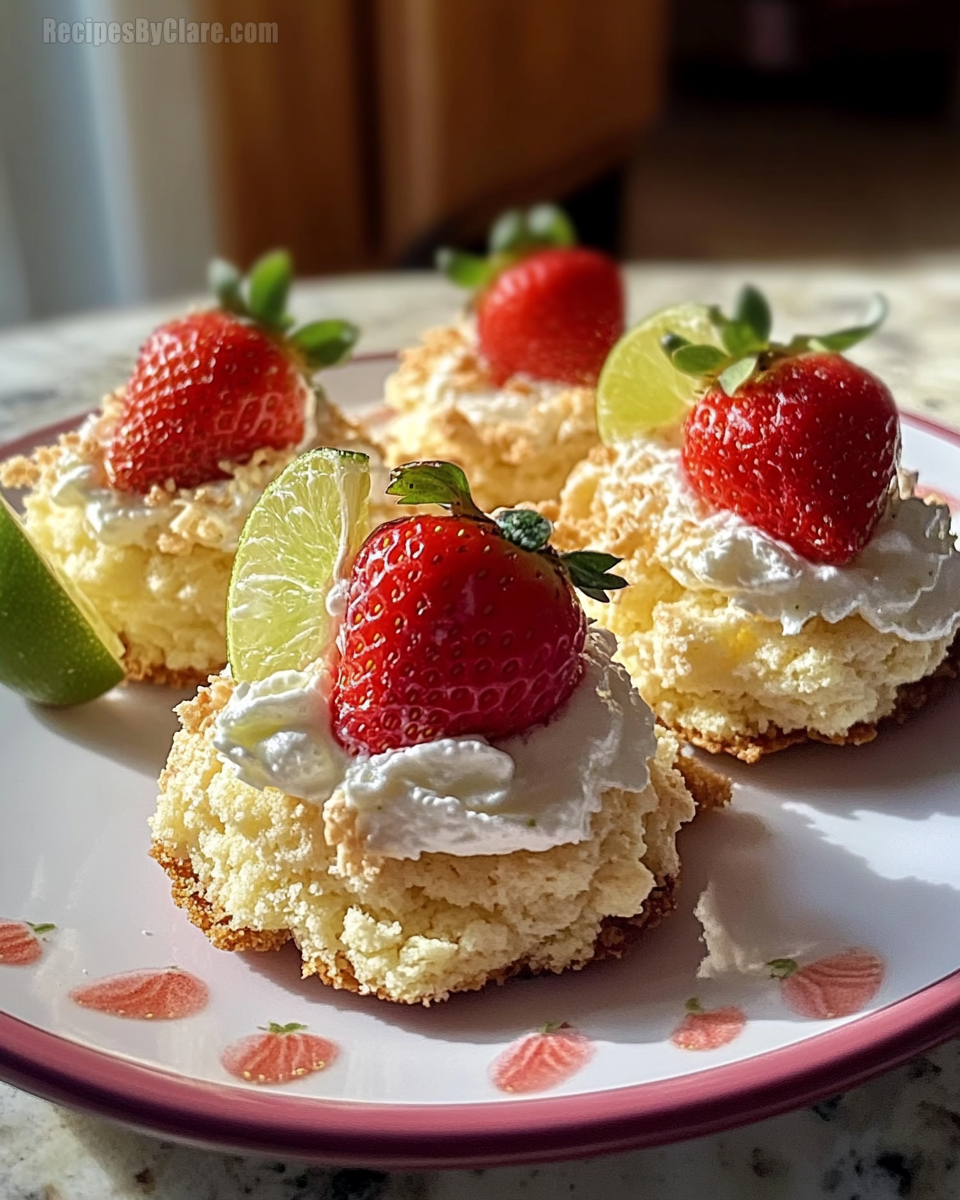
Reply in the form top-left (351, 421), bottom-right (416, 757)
top-left (0, 919), bottom-right (54, 965)
top-left (490, 1022), bottom-right (594, 1094)
top-left (438, 203), bottom-right (624, 387)
top-left (662, 288), bottom-right (898, 565)
top-left (670, 999), bottom-right (746, 1051)
top-left (222, 1022), bottom-right (337, 1085)
top-left (769, 949), bottom-right (884, 1019)
top-left (477, 248), bottom-right (624, 386)
top-left (330, 461), bottom-right (625, 756)
top-left (104, 251), bottom-right (358, 493)
top-left (70, 966), bottom-right (209, 1019)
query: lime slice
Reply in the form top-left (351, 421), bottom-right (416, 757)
top-left (0, 496), bottom-right (124, 705)
top-left (596, 303), bottom-right (721, 443)
top-left (227, 448), bottom-right (371, 683)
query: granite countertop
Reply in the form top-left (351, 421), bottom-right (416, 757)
top-left (2, 261), bottom-right (960, 1200)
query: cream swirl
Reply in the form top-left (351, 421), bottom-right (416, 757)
top-left (615, 438), bottom-right (960, 642)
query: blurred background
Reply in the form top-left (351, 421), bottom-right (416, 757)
top-left (1, 0), bottom-right (959, 327)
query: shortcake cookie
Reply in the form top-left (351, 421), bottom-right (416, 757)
top-left (551, 290), bottom-right (960, 761)
top-left (150, 455), bottom-right (729, 1004)
top-left (383, 204), bottom-right (624, 511)
top-left (1, 252), bottom-right (376, 686)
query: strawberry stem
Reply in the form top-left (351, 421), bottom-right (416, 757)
top-left (261, 1021), bottom-right (309, 1035)
top-left (685, 997), bottom-right (705, 1014)
top-left (26, 922), bottom-right (55, 935)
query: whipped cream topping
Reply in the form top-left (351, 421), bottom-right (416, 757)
top-left (614, 438), bottom-right (960, 642)
top-left (50, 459), bottom-right (276, 551)
top-left (422, 326), bottom-right (569, 430)
top-left (49, 381), bottom-right (320, 552)
top-left (214, 667), bottom-right (347, 799)
top-left (212, 628), bottom-right (657, 859)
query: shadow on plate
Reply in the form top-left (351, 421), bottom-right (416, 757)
top-left (30, 683), bottom-right (191, 778)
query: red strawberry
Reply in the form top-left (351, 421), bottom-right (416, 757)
top-left (491, 1023), bottom-right (594, 1094)
top-left (682, 354), bottom-right (899, 565)
top-left (770, 950), bottom-right (884, 1019)
top-left (663, 288), bottom-right (898, 565)
top-left (222, 1022), bottom-right (337, 1085)
top-left (330, 462), bottom-right (625, 756)
top-left (70, 966), bottom-right (209, 1019)
top-left (477, 248), bottom-right (624, 387)
top-left (437, 203), bottom-right (624, 387)
top-left (670, 1000), bottom-right (746, 1051)
top-left (104, 251), bottom-right (357, 494)
top-left (0, 919), bottom-right (54, 965)
top-left (105, 312), bottom-right (308, 493)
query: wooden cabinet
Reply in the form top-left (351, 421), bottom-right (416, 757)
top-left (198, 0), bottom-right (667, 271)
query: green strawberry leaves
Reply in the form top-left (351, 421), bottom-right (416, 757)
top-left (386, 460), bottom-right (485, 519)
top-left (289, 319), bottom-right (358, 369)
top-left (209, 258), bottom-right (247, 317)
top-left (208, 250), bottom-right (359, 372)
top-left (437, 203), bottom-right (578, 291)
top-left (659, 285), bottom-right (887, 397)
top-left (247, 249), bottom-right (296, 331)
top-left (386, 461), bottom-right (627, 603)
top-left (435, 249), bottom-right (495, 291)
top-left (718, 354), bottom-right (759, 398)
top-left (489, 203), bottom-right (577, 256)
top-left (560, 550), bottom-right (627, 604)
top-left (806, 294), bottom-right (888, 353)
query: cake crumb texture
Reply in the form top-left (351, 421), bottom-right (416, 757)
top-left (383, 325), bottom-right (599, 511)
top-left (1, 393), bottom-right (377, 682)
top-left (151, 676), bottom-right (727, 1005)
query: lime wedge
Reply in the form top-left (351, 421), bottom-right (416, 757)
top-left (0, 496), bottom-right (124, 705)
top-left (596, 303), bottom-right (720, 443)
top-left (227, 448), bottom-right (371, 683)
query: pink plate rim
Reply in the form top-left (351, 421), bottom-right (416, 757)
top-left (1, 399), bottom-right (960, 1169)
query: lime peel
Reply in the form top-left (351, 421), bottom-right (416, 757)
top-left (226, 448), bottom-right (371, 683)
top-left (0, 496), bottom-right (124, 705)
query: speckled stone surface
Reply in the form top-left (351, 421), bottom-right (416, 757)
top-left (2, 262), bottom-right (960, 1200)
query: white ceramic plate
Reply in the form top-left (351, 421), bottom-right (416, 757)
top-left (1, 359), bottom-right (959, 1168)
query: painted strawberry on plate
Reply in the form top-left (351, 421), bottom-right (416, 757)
top-left (670, 999), bottom-right (746, 1051)
top-left (70, 967), bottom-right (209, 1019)
top-left (769, 949), bottom-right (885, 1019)
top-left (222, 1022), bottom-right (337, 1085)
top-left (0, 919), bottom-right (55, 965)
top-left (330, 460), bottom-right (626, 754)
top-left (438, 204), bottom-right (624, 386)
top-left (661, 288), bottom-right (898, 565)
top-left (490, 1023), bottom-right (594, 1094)
top-left (104, 250), bottom-right (358, 493)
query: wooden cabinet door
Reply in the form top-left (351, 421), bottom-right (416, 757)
top-left (374, 0), bottom-right (667, 260)
top-left (198, 0), bottom-right (666, 272)
top-left (196, 0), bottom-right (373, 274)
